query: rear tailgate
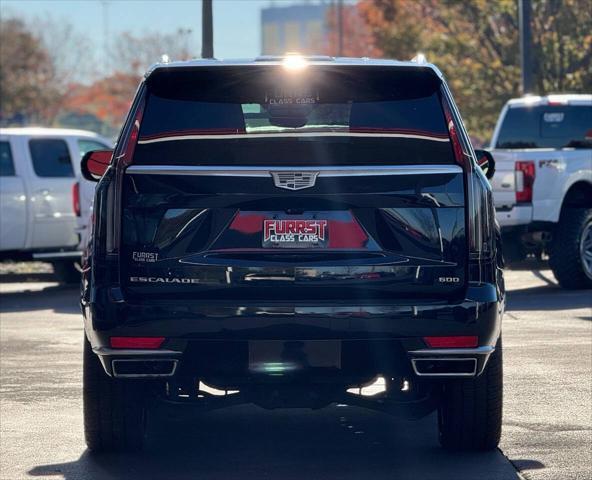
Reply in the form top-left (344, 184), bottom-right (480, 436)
top-left (489, 150), bottom-right (518, 210)
top-left (119, 65), bottom-right (467, 302)
top-left (122, 165), bottom-right (466, 301)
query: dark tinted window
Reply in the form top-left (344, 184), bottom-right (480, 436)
top-left (496, 105), bottom-right (592, 149)
top-left (135, 66), bottom-right (453, 166)
top-left (29, 139), bottom-right (74, 177)
top-left (0, 141), bottom-right (15, 176)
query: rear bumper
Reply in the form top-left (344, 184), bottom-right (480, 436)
top-left (496, 205), bottom-right (532, 228)
top-left (84, 282), bottom-right (502, 381)
top-left (0, 248), bottom-right (80, 262)
top-left (32, 250), bottom-right (81, 261)
top-left (95, 344), bottom-right (495, 380)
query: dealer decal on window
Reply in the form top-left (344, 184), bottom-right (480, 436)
top-left (263, 219), bottom-right (328, 248)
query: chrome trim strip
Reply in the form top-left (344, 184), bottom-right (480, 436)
top-left (408, 346), bottom-right (495, 356)
top-left (112, 359), bottom-right (178, 378)
top-left (93, 347), bottom-right (182, 356)
top-left (33, 251), bottom-right (81, 259)
top-left (137, 132), bottom-right (451, 143)
top-left (126, 165), bottom-right (463, 177)
top-left (411, 358), bottom-right (477, 377)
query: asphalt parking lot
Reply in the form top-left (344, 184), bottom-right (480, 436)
top-left (0, 265), bottom-right (590, 480)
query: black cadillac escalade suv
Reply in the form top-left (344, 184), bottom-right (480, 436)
top-left (80, 56), bottom-right (504, 453)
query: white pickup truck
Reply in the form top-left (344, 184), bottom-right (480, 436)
top-left (489, 94), bottom-right (592, 289)
top-left (0, 128), bottom-right (111, 282)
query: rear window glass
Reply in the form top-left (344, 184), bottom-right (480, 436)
top-left (0, 141), bottom-right (15, 176)
top-left (29, 139), bottom-right (74, 177)
top-left (78, 139), bottom-right (110, 158)
top-left (495, 105), bottom-right (592, 149)
top-left (135, 66), bottom-right (453, 166)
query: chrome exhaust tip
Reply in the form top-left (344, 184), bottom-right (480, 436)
top-left (408, 345), bottom-right (494, 377)
top-left (112, 359), bottom-right (178, 378)
top-left (411, 358), bottom-right (477, 377)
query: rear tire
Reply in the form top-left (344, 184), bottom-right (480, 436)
top-left (549, 208), bottom-right (592, 289)
top-left (437, 338), bottom-right (503, 451)
top-left (52, 260), bottom-right (80, 284)
top-left (83, 337), bottom-right (148, 452)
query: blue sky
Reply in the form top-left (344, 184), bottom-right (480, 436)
top-left (1, 0), bottom-right (293, 60)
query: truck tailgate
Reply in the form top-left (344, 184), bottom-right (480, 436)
top-left (489, 150), bottom-right (518, 209)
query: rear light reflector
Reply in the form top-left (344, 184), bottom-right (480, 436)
top-left (110, 337), bottom-right (165, 349)
top-left (423, 336), bottom-right (478, 348)
top-left (120, 98), bottom-right (146, 166)
top-left (515, 161), bottom-right (535, 203)
top-left (72, 182), bottom-right (81, 217)
top-left (442, 99), bottom-right (466, 168)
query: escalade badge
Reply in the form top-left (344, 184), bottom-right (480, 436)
top-left (271, 171), bottom-right (319, 190)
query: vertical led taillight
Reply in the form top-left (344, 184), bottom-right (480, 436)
top-left (72, 181), bottom-right (81, 217)
top-left (119, 99), bottom-right (145, 167)
top-left (442, 98), bottom-right (468, 169)
top-left (515, 161), bottom-right (535, 204)
top-left (109, 89), bottom-right (146, 255)
top-left (441, 89), bottom-right (491, 283)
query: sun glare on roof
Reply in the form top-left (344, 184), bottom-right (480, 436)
top-left (282, 54), bottom-right (308, 71)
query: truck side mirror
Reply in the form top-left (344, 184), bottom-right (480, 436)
top-left (81, 150), bottom-right (113, 181)
top-left (474, 149), bottom-right (496, 180)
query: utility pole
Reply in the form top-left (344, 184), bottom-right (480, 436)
top-left (337, 0), bottom-right (344, 57)
top-left (101, 0), bottom-right (110, 71)
top-left (519, 0), bottom-right (533, 94)
top-left (202, 0), bottom-right (214, 58)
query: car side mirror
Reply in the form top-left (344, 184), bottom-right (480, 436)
top-left (81, 150), bottom-right (113, 181)
top-left (474, 149), bottom-right (495, 180)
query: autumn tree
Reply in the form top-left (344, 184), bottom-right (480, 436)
top-left (60, 29), bottom-right (197, 136)
top-left (357, 0), bottom-right (429, 59)
top-left (1, 20), bottom-right (195, 131)
top-left (0, 18), bottom-right (57, 124)
top-left (61, 72), bottom-right (140, 137)
top-left (111, 29), bottom-right (195, 77)
top-left (531, 0), bottom-right (592, 93)
top-left (324, 3), bottom-right (383, 57)
top-left (355, 0), bottom-right (592, 142)
top-left (30, 15), bottom-right (96, 123)
top-left (1, 15), bottom-right (96, 125)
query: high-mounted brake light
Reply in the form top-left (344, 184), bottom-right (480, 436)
top-left (72, 181), bottom-right (81, 217)
top-left (110, 337), bottom-right (165, 349)
top-left (282, 53), bottom-right (308, 71)
top-left (423, 336), bottom-right (478, 348)
top-left (515, 161), bottom-right (535, 203)
top-left (546, 95), bottom-right (569, 106)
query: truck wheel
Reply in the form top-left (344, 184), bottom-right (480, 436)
top-left (51, 260), bottom-right (80, 284)
top-left (437, 338), bottom-right (503, 451)
top-left (83, 337), bottom-right (147, 452)
top-left (549, 208), bottom-right (592, 289)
